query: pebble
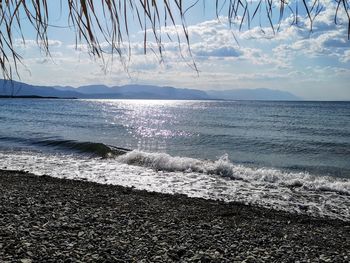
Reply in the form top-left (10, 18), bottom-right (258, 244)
top-left (0, 171), bottom-right (348, 262)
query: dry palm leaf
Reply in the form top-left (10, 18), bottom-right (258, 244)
top-left (0, 0), bottom-right (349, 79)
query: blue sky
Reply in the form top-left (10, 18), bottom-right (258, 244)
top-left (11, 0), bottom-right (350, 100)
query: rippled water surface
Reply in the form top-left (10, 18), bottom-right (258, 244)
top-left (0, 99), bottom-right (349, 220)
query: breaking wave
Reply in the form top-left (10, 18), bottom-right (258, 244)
top-left (117, 150), bottom-right (350, 196)
top-left (1, 150), bottom-right (350, 221)
top-left (32, 139), bottom-right (130, 157)
top-left (0, 135), bottom-right (129, 157)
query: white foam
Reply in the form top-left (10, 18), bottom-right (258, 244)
top-left (1, 150), bottom-right (350, 221)
top-left (117, 150), bottom-right (350, 195)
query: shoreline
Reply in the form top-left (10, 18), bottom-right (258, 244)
top-left (0, 95), bottom-right (77, 99)
top-left (1, 169), bottom-right (349, 262)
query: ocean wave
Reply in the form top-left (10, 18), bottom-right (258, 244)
top-left (117, 150), bottom-right (350, 195)
top-left (35, 139), bottom-right (130, 158)
top-left (1, 150), bottom-right (350, 221)
top-left (0, 135), bottom-right (129, 157)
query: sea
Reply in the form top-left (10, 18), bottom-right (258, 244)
top-left (0, 99), bottom-right (349, 220)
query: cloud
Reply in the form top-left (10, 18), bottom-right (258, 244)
top-left (35, 58), bottom-right (50, 64)
top-left (265, 5), bottom-right (349, 64)
top-left (13, 1), bottom-right (349, 100)
top-left (15, 39), bottom-right (62, 49)
top-left (340, 50), bottom-right (350, 63)
top-left (193, 44), bottom-right (242, 58)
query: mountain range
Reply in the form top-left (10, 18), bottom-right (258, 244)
top-left (0, 79), bottom-right (300, 101)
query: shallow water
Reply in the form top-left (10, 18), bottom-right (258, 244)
top-left (0, 99), bottom-right (349, 220)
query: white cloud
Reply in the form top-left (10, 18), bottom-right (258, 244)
top-left (340, 50), bottom-right (350, 63)
top-left (15, 39), bottom-right (62, 49)
top-left (13, 1), bottom-right (350, 100)
top-left (192, 44), bottom-right (242, 58)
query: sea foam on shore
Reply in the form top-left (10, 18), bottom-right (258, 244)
top-left (1, 170), bottom-right (349, 262)
top-left (1, 150), bottom-right (350, 221)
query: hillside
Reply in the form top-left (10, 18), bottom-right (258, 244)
top-left (1, 80), bottom-right (300, 101)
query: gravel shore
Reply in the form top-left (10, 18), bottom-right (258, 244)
top-left (0, 169), bottom-right (349, 262)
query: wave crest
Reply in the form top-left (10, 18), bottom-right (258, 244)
top-left (117, 150), bottom-right (350, 195)
top-left (0, 135), bottom-right (130, 158)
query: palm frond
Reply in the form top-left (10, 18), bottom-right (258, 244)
top-left (0, 0), bottom-right (349, 79)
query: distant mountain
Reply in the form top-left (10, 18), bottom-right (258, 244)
top-left (57, 85), bottom-right (117, 94)
top-left (0, 80), bottom-right (210, 100)
top-left (0, 79), bottom-right (300, 101)
top-left (0, 80), bottom-right (80, 98)
top-left (56, 84), bottom-right (211, 100)
top-left (207, 88), bottom-right (300, 101)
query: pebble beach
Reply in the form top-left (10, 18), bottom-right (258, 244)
top-left (0, 170), bottom-right (349, 262)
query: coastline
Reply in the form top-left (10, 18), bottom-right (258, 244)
top-left (0, 95), bottom-right (77, 99)
top-left (0, 169), bottom-right (349, 262)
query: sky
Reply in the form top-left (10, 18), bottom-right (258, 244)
top-left (10, 0), bottom-right (350, 100)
